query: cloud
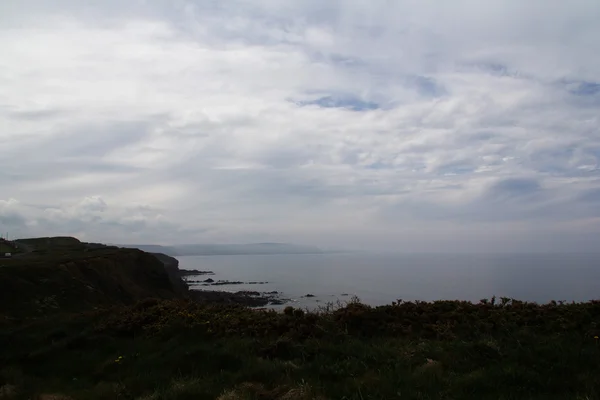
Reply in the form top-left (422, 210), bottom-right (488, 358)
top-left (0, 199), bottom-right (28, 228)
top-left (0, 0), bottom-right (599, 251)
top-left (0, 196), bottom-right (202, 244)
top-left (296, 94), bottom-right (380, 111)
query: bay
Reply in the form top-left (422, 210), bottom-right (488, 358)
top-left (177, 253), bottom-right (600, 308)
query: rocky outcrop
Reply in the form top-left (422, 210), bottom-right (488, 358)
top-left (188, 290), bottom-right (288, 307)
top-left (0, 248), bottom-right (183, 319)
top-left (0, 237), bottom-right (290, 318)
top-left (179, 269), bottom-right (215, 276)
top-left (150, 252), bottom-right (189, 296)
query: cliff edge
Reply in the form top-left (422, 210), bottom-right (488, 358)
top-left (0, 237), bottom-right (188, 319)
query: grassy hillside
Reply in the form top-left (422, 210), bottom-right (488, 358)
top-left (15, 236), bottom-right (83, 246)
top-left (0, 241), bottom-right (182, 319)
top-left (1, 298), bottom-right (599, 399)
top-left (0, 243), bottom-right (13, 253)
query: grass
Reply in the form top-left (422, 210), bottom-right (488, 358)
top-left (0, 247), bottom-right (179, 319)
top-left (15, 237), bottom-right (84, 250)
top-left (1, 297), bottom-right (600, 399)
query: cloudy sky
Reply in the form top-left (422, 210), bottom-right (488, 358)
top-left (1, 0), bottom-right (599, 252)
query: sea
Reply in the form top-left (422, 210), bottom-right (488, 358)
top-left (177, 252), bottom-right (600, 309)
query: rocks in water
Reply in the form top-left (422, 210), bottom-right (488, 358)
top-left (211, 280), bottom-right (243, 286)
top-left (189, 290), bottom-right (269, 307)
top-left (304, 294), bottom-right (315, 298)
top-left (269, 299), bottom-right (287, 305)
top-left (188, 289), bottom-right (289, 307)
top-left (179, 269), bottom-right (215, 276)
top-left (185, 272), bottom-right (283, 307)
top-left (236, 291), bottom-right (261, 296)
top-left (206, 280), bottom-right (268, 286)
top-left (340, 293), bottom-right (349, 296)
top-left (155, 276), bottom-right (270, 287)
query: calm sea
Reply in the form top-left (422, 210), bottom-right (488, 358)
top-left (177, 253), bottom-right (600, 308)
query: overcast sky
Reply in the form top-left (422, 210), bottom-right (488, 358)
top-left (1, 0), bottom-right (599, 252)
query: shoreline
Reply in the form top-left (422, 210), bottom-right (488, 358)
top-left (188, 289), bottom-right (288, 307)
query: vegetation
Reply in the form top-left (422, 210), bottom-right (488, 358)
top-left (1, 297), bottom-right (599, 399)
top-left (0, 244), bottom-right (180, 319)
top-left (0, 239), bottom-right (20, 255)
top-left (0, 243), bottom-right (13, 254)
top-left (15, 236), bottom-right (84, 250)
top-left (2, 237), bottom-right (599, 399)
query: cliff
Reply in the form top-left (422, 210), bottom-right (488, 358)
top-left (150, 252), bottom-right (189, 295)
top-left (0, 242), bottom-right (188, 319)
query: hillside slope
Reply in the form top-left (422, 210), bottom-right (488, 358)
top-left (0, 239), bottom-right (186, 319)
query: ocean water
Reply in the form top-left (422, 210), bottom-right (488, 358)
top-left (177, 253), bottom-right (600, 308)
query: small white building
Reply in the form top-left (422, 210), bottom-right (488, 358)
top-left (3, 253), bottom-right (11, 258)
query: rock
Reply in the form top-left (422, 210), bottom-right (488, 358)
top-left (236, 291), bottom-right (260, 296)
top-left (188, 287), bottom-right (291, 307)
top-left (203, 278), bottom-right (214, 283)
top-left (211, 280), bottom-right (243, 286)
top-left (179, 269), bottom-right (215, 276)
top-left (341, 293), bottom-right (349, 296)
top-left (209, 280), bottom-right (268, 286)
top-left (189, 290), bottom-right (270, 307)
top-left (304, 294), bottom-right (315, 298)
top-left (151, 253), bottom-right (188, 295)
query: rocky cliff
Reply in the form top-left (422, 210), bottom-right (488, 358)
top-left (150, 252), bottom-right (189, 295)
top-left (0, 245), bottom-right (188, 319)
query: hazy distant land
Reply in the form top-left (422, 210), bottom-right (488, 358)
top-left (121, 242), bottom-right (326, 256)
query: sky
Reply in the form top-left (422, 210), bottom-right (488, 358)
top-left (1, 0), bottom-right (599, 252)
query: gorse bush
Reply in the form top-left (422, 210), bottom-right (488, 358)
top-left (2, 298), bottom-right (600, 400)
top-left (95, 297), bottom-right (600, 341)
